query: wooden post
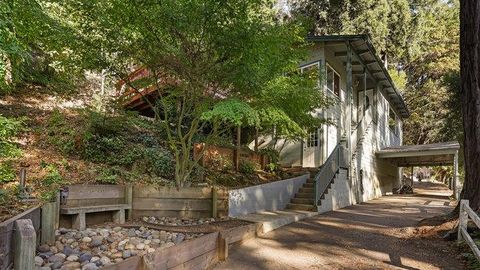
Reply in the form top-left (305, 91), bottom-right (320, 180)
top-left (234, 126), bottom-right (241, 171)
top-left (14, 219), bottom-right (36, 270)
top-left (217, 234), bottom-right (228, 261)
top-left (453, 151), bottom-right (459, 199)
top-left (41, 202), bottom-right (56, 245)
top-left (55, 191), bottom-right (60, 229)
top-left (125, 184), bottom-right (133, 220)
top-left (212, 187), bottom-right (218, 218)
top-left (254, 128), bottom-right (259, 152)
top-left (458, 199), bottom-right (469, 242)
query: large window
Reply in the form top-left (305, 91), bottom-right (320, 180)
top-left (326, 64), bottom-right (340, 97)
top-left (306, 130), bottom-right (319, 147)
top-left (388, 108), bottom-right (397, 135)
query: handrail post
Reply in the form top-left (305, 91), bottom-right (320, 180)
top-left (458, 199), bottom-right (469, 242)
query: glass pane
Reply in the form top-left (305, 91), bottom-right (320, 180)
top-left (326, 66), bottom-right (334, 92)
top-left (334, 73), bottom-right (340, 96)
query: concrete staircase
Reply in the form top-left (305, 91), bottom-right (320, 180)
top-left (286, 172), bottom-right (334, 212)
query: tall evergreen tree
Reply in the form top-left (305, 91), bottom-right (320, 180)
top-left (459, 0), bottom-right (480, 211)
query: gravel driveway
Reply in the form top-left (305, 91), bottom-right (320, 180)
top-left (213, 181), bottom-right (464, 270)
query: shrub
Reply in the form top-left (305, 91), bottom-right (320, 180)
top-left (96, 167), bottom-right (119, 184)
top-left (0, 161), bottom-right (16, 183)
top-left (0, 115), bottom-right (24, 158)
top-left (40, 163), bottom-right (66, 201)
top-left (259, 147), bottom-right (280, 164)
top-left (239, 160), bottom-right (258, 175)
top-left (265, 162), bottom-right (278, 172)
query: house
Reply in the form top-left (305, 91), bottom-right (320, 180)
top-left (250, 34), bottom-right (400, 210)
top-left (253, 34), bottom-right (461, 213)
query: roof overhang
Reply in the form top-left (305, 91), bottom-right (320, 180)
top-left (376, 142), bottom-right (460, 167)
top-left (306, 34), bottom-right (409, 119)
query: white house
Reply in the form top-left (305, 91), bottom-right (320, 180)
top-left (254, 35), bottom-right (413, 212)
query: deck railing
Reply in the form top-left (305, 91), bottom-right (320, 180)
top-left (458, 200), bottom-right (480, 261)
top-left (314, 144), bottom-right (349, 206)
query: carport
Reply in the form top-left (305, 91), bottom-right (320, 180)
top-left (376, 142), bottom-right (461, 198)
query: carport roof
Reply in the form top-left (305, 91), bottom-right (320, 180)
top-left (376, 141), bottom-right (460, 167)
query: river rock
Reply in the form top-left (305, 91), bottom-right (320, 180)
top-left (35, 256), bottom-right (44, 266)
top-left (66, 254), bottom-right (79, 262)
top-left (48, 254), bottom-right (65, 264)
top-left (100, 256), bottom-right (111, 265)
top-left (38, 244), bottom-right (50, 253)
top-left (122, 250), bottom-right (132, 259)
top-left (81, 237), bottom-right (92, 243)
top-left (60, 261), bottom-right (81, 270)
top-left (90, 236), bottom-right (103, 247)
top-left (79, 252), bottom-right (92, 263)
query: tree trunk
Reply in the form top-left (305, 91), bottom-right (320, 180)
top-left (459, 0), bottom-right (480, 211)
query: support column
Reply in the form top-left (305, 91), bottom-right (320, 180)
top-left (453, 151), bottom-right (459, 199)
top-left (14, 219), bottom-right (36, 270)
top-left (346, 42), bottom-right (353, 159)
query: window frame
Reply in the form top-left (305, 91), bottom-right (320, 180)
top-left (325, 63), bottom-right (341, 98)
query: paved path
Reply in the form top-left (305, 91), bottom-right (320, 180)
top-left (214, 181), bottom-right (464, 270)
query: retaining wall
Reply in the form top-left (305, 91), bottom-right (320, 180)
top-left (0, 206), bottom-right (41, 270)
top-left (228, 174), bottom-right (309, 217)
top-left (132, 186), bottom-right (228, 219)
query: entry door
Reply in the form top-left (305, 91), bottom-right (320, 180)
top-left (303, 129), bottom-right (320, 167)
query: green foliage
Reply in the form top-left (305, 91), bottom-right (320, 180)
top-left (0, 161), bottom-right (16, 183)
top-left (238, 160), bottom-right (258, 175)
top-left (45, 109), bottom-right (77, 154)
top-left (201, 99), bottom-right (260, 128)
top-left (95, 167), bottom-right (119, 184)
top-left (259, 147), bottom-right (280, 164)
top-left (55, 0), bottom-right (322, 188)
top-left (39, 162), bottom-right (66, 201)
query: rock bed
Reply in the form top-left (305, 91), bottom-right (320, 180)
top-left (141, 216), bottom-right (230, 226)
top-left (35, 226), bottom-right (203, 270)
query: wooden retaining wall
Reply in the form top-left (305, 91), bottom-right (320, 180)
top-left (132, 186), bottom-right (228, 219)
top-left (104, 223), bottom-right (258, 270)
top-left (0, 206), bottom-right (41, 270)
top-left (62, 185), bottom-right (127, 207)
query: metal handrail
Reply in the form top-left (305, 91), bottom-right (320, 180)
top-left (314, 144), bottom-right (349, 206)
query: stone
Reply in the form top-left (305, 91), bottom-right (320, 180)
top-left (35, 256), bottom-right (44, 266)
top-left (112, 252), bottom-right (123, 259)
top-left (147, 248), bottom-right (156, 253)
top-left (79, 252), bottom-right (93, 263)
top-left (56, 253), bottom-right (66, 260)
top-left (38, 244), bottom-right (50, 253)
top-left (143, 240), bottom-right (151, 245)
top-left (59, 228), bottom-right (69, 234)
top-left (38, 252), bottom-right (54, 259)
top-left (174, 234), bottom-right (185, 244)
top-left (51, 261), bottom-right (63, 270)
top-left (127, 229), bottom-right (136, 237)
top-left (81, 237), bottom-right (92, 243)
top-left (113, 227), bottom-right (122, 232)
top-left (82, 263), bottom-right (98, 270)
top-left (50, 246), bottom-right (58, 254)
top-left (125, 243), bottom-right (135, 250)
top-left (114, 258), bottom-right (123, 263)
top-left (66, 255), bottom-right (79, 262)
top-left (66, 239), bottom-right (75, 244)
top-left (136, 243), bottom-right (145, 250)
top-left (100, 256), bottom-right (111, 265)
top-left (40, 267), bottom-right (52, 270)
top-left (63, 246), bottom-right (75, 256)
top-left (55, 242), bottom-right (65, 252)
top-left (129, 238), bottom-right (140, 245)
top-left (89, 236), bottom-right (103, 247)
top-left (122, 250), bottom-right (132, 259)
top-left (48, 254), bottom-right (65, 264)
top-left (60, 262), bottom-right (81, 270)
top-left (90, 256), bottom-right (100, 262)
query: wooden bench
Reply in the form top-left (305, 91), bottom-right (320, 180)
top-left (61, 204), bottom-right (131, 230)
top-left (60, 185), bottom-right (133, 230)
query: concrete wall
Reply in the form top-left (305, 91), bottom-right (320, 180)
top-left (228, 174), bottom-right (309, 217)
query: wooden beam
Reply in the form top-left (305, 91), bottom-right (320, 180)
top-left (344, 61), bottom-right (361, 66)
top-left (352, 70), bottom-right (365, 75)
top-left (335, 51), bottom-right (347, 57)
top-left (358, 50), bottom-right (370, 55)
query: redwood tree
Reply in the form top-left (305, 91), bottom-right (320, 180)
top-left (459, 0), bottom-right (480, 211)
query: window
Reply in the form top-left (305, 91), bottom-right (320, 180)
top-left (388, 108), bottom-right (397, 134)
top-left (306, 130), bottom-right (319, 147)
top-left (326, 64), bottom-right (340, 97)
top-left (300, 62), bottom-right (320, 80)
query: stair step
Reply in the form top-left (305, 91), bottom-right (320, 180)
top-left (295, 192), bottom-right (314, 198)
top-left (291, 198), bottom-right (314, 204)
top-left (299, 187), bottom-right (314, 193)
top-left (303, 183), bottom-right (314, 188)
top-left (286, 203), bottom-right (316, 211)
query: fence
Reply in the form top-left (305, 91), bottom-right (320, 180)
top-left (458, 200), bottom-right (480, 261)
top-left (0, 206), bottom-right (41, 270)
